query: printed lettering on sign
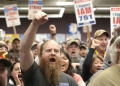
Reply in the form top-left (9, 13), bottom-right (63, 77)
top-left (74, 0), bottom-right (96, 27)
top-left (3, 4), bottom-right (21, 27)
top-left (110, 7), bottom-right (120, 36)
top-left (28, 0), bottom-right (42, 20)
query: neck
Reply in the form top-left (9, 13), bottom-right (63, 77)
top-left (96, 49), bottom-right (105, 56)
top-left (13, 49), bottom-right (20, 55)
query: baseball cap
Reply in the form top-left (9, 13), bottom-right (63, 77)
top-left (12, 37), bottom-right (21, 44)
top-left (31, 42), bottom-right (38, 49)
top-left (0, 51), bottom-right (12, 67)
top-left (67, 40), bottom-right (79, 48)
top-left (94, 29), bottom-right (109, 38)
top-left (79, 45), bottom-right (86, 49)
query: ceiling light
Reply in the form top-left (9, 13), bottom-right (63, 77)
top-left (59, 8), bottom-right (65, 17)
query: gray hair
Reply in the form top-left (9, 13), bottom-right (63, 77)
top-left (110, 36), bottom-right (120, 64)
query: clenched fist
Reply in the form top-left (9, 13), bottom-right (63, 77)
top-left (33, 12), bottom-right (49, 26)
top-left (49, 24), bottom-right (56, 34)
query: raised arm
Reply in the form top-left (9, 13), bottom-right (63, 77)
top-left (82, 39), bottom-right (101, 81)
top-left (49, 24), bottom-right (56, 41)
top-left (20, 12), bottom-right (48, 74)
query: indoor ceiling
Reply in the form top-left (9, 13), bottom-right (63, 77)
top-left (0, 0), bottom-right (120, 18)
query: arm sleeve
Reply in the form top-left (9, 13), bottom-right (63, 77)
top-left (81, 48), bottom-right (95, 82)
top-left (21, 61), bottom-right (39, 86)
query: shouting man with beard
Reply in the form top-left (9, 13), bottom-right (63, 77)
top-left (20, 12), bottom-right (78, 86)
top-left (66, 40), bottom-right (82, 75)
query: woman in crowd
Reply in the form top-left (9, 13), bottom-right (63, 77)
top-left (9, 62), bottom-right (24, 86)
top-left (82, 39), bottom-right (103, 82)
top-left (61, 50), bottom-right (85, 86)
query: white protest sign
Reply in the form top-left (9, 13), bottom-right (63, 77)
top-left (28, 0), bottom-right (42, 20)
top-left (74, 0), bottom-right (96, 27)
top-left (4, 4), bottom-right (21, 27)
top-left (110, 7), bottom-right (120, 36)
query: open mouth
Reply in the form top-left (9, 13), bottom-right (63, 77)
top-left (18, 74), bottom-right (22, 81)
top-left (97, 68), bottom-right (100, 70)
top-left (61, 64), bottom-right (65, 67)
top-left (72, 51), bottom-right (75, 54)
top-left (50, 58), bottom-right (56, 62)
top-left (101, 45), bottom-right (106, 48)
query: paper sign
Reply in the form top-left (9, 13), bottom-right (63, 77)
top-left (74, 0), bottom-right (96, 27)
top-left (28, 0), bottom-right (42, 20)
top-left (67, 23), bottom-right (79, 34)
top-left (110, 7), bottom-right (120, 36)
top-left (4, 4), bottom-right (21, 27)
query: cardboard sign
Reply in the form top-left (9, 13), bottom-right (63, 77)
top-left (4, 4), bottom-right (21, 27)
top-left (74, 0), bottom-right (96, 27)
top-left (110, 7), bottom-right (120, 36)
top-left (28, 0), bottom-right (42, 20)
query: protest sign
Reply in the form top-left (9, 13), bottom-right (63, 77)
top-left (110, 7), bottom-right (120, 36)
top-left (74, 0), bottom-right (96, 27)
top-left (4, 4), bottom-right (21, 27)
top-left (28, 0), bottom-right (42, 19)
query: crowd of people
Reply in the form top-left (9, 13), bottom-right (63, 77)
top-left (0, 12), bottom-right (120, 86)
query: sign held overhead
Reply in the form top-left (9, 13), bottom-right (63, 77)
top-left (3, 4), bottom-right (21, 27)
top-left (74, 0), bottom-right (96, 27)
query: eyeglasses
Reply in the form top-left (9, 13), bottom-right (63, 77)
top-left (0, 52), bottom-right (8, 59)
top-left (68, 46), bottom-right (78, 49)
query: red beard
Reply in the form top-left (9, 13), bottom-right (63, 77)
top-left (39, 57), bottom-right (61, 85)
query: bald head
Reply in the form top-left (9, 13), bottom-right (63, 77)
top-left (40, 40), bottom-right (61, 56)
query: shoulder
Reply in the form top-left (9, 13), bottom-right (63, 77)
top-left (88, 65), bottom-right (119, 86)
top-left (73, 73), bottom-right (83, 83)
top-left (60, 72), bottom-right (78, 86)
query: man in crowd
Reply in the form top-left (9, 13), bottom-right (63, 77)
top-left (9, 37), bottom-right (21, 61)
top-left (87, 35), bottom-right (120, 86)
top-left (20, 12), bottom-right (78, 86)
top-left (66, 40), bottom-right (82, 75)
top-left (94, 30), bottom-right (109, 57)
top-left (34, 24), bottom-right (57, 64)
top-left (0, 52), bottom-right (12, 86)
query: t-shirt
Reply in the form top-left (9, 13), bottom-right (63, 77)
top-left (22, 61), bottom-right (78, 86)
top-left (73, 73), bottom-right (83, 83)
top-left (87, 64), bottom-right (120, 86)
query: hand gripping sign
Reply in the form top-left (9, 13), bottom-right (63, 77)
top-left (4, 4), bottom-right (21, 27)
top-left (28, 0), bottom-right (42, 20)
top-left (110, 7), bottom-right (120, 36)
top-left (74, 0), bottom-right (96, 27)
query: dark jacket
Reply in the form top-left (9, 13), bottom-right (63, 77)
top-left (81, 48), bottom-right (95, 82)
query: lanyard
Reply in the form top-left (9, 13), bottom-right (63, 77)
top-left (95, 50), bottom-right (106, 57)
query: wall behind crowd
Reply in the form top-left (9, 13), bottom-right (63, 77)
top-left (0, 13), bottom-right (110, 41)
